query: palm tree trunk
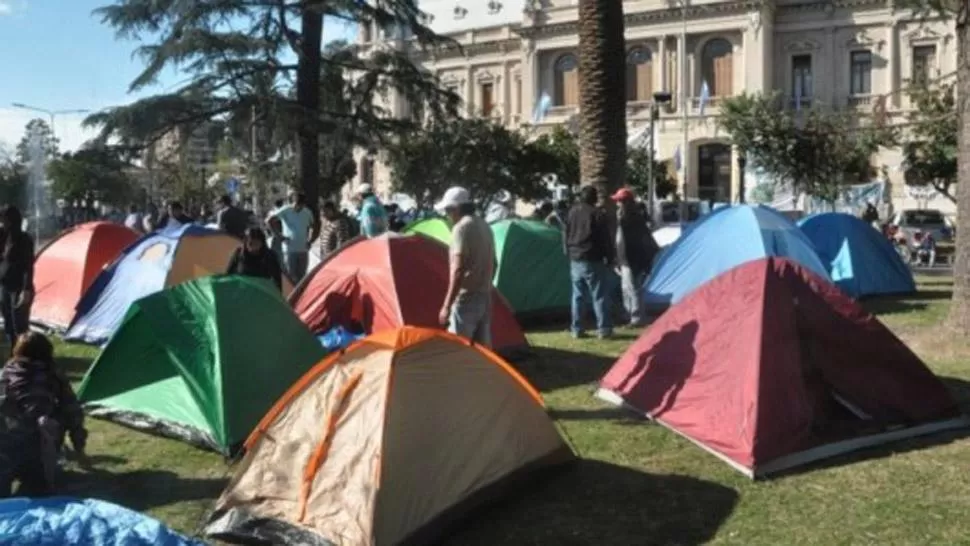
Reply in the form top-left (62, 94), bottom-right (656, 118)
top-left (577, 0), bottom-right (627, 201)
top-left (948, 3), bottom-right (970, 333)
top-left (297, 8), bottom-right (323, 238)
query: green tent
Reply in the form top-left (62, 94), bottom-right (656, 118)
top-left (492, 219), bottom-right (570, 316)
top-left (403, 217), bottom-right (452, 246)
top-left (77, 275), bottom-right (326, 455)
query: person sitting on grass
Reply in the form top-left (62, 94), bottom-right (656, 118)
top-left (227, 228), bottom-right (284, 291)
top-left (0, 332), bottom-right (87, 497)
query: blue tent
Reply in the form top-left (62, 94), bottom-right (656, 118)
top-left (0, 497), bottom-right (204, 545)
top-left (66, 224), bottom-right (242, 345)
top-left (799, 212), bottom-right (915, 298)
top-left (644, 205), bottom-right (831, 306)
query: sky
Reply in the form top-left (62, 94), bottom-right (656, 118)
top-left (0, 0), bottom-right (356, 154)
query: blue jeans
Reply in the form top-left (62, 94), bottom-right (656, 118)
top-left (285, 252), bottom-right (309, 281)
top-left (570, 260), bottom-right (613, 336)
top-left (449, 291), bottom-right (492, 348)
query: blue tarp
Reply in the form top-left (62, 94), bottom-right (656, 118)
top-left (799, 213), bottom-right (915, 298)
top-left (644, 205), bottom-right (831, 306)
top-left (0, 497), bottom-right (204, 545)
top-left (66, 224), bottom-right (228, 345)
top-left (317, 326), bottom-right (366, 354)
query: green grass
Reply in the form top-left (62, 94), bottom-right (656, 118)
top-left (53, 276), bottom-right (968, 544)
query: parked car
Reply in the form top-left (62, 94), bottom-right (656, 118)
top-left (886, 209), bottom-right (954, 264)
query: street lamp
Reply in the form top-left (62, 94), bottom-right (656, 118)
top-left (11, 103), bottom-right (90, 140)
top-left (648, 91), bottom-right (673, 224)
top-left (737, 152), bottom-right (748, 204)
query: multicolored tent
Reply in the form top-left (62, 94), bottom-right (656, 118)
top-left (289, 234), bottom-right (528, 357)
top-left (402, 216), bottom-right (451, 246)
top-left (599, 257), bottom-right (966, 478)
top-left (799, 212), bottom-right (915, 298)
top-left (491, 219), bottom-right (570, 315)
top-left (0, 497), bottom-right (204, 545)
top-left (207, 327), bottom-right (573, 546)
top-left (66, 225), bottom-right (292, 345)
top-left (32, 222), bottom-right (139, 331)
top-left (77, 275), bottom-right (324, 454)
top-left (644, 205), bottom-right (830, 307)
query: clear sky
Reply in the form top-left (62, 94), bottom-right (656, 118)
top-left (0, 0), bottom-right (356, 153)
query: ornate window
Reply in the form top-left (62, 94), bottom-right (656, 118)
top-left (700, 38), bottom-right (733, 96)
top-left (553, 54), bottom-right (579, 107)
top-left (626, 47), bottom-right (653, 102)
top-left (849, 50), bottom-right (872, 95)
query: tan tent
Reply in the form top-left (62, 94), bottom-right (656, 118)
top-left (206, 326), bottom-right (574, 546)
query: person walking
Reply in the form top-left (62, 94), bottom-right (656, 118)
top-left (216, 195), bottom-right (248, 239)
top-left (436, 187), bottom-right (495, 347)
top-left (354, 185), bottom-right (388, 238)
top-left (565, 186), bottom-right (615, 339)
top-left (271, 192), bottom-right (316, 281)
top-left (123, 204), bottom-right (144, 234)
top-left (0, 207), bottom-right (34, 350)
top-left (320, 201), bottom-right (351, 258)
top-left (156, 201), bottom-right (194, 230)
top-left (227, 228), bottom-right (284, 291)
top-left (612, 188), bottom-right (659, 327)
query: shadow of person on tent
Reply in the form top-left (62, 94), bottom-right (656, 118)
top-left (617, 321), bottom-right (699, 418)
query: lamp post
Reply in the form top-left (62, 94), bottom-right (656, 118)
top-left (648, 91), bottom-right (673, 224)
top-left (737, 152), bottom-right (747, 204)
top-left (11, 103), bottom-right (90, 141)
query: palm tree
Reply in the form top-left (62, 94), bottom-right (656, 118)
top-left (577, 0), bottom-right (628, 200)
top-left (947, 6), bottom-right (970, 332)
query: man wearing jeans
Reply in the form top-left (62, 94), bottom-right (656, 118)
top-left (564, 186), bottom-right (615, 339)
top-left (272, 192), bottom-right (316, 281)
top-left (436, 186), bottom-right (495, 347)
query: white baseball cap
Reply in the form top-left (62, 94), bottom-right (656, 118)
top-left (434, 186), bottom-right (472, 212)
top-left (356, 183), bottom-right (374, 196)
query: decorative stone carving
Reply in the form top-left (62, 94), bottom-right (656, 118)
top-left (904, 27), bottom-right (941, 43)
top-left (846, 32), bottom-right (885, 52)
top-left (521, 38), bottom-right (536, 56)
top-left (441, 74), bottom-right (461, 88)
top-left (748, 11), bottom-right (762, 37)
top-left (785, 38), bottom-right (821, 52)
top-left (476, 69), bottom-right (498, 82)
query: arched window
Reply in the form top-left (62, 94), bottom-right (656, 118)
top-left (553, 53), bottom-right (579, 107)
top-left (626, 47), bottom-right (653, 102)
top-left (700, 38), bottom-right (734, 96)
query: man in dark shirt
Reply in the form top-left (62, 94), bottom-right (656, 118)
top-left (319, 201), bottom-right (351, 258)
top-left (613, 188), bottom-right (660, 326)
top-left (564, 186), bottom-right (615, 339)
top-left (216, 195), bottom-right (248, 239)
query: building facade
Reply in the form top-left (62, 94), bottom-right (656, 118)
top-left (354, 0), bottom-right (956, 213)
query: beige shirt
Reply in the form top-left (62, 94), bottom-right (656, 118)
top-left (449, 215), bottom-right (495, 296)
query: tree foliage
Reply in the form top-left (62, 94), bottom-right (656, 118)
top-left (626, 148), bottom-right (677, 200)
top-left (0, 146), bottom-right (26, 208)
top-left (86, 0), bottom-right (461, 207)
top-left (904, 82), bottom-right (957, 202)
top-left (384, 119), bottom-right (557, 208)
top-left (47, 147), bottom-right (134, 206)
top-left (16, 119), bottom-right (59, 165)
top-left (718, 92), bottom-right (894, 203)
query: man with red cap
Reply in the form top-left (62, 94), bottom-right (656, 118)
top-left (611, 187), bottom-right (659, 326)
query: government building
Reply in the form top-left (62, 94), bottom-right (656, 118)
top-left (351, 0), bottom-right (956, 213)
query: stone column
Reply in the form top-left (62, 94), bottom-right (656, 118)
top-left (521, 39), bottom-right (538, 125)
top-left (466, 66), bottom-right (475, 116)
top-left (886, 22), bottom-right (898, 107)
top-left (658, 35), bottom-right (668, 94)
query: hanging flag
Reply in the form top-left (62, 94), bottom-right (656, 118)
top-left (673, 145), bottom-right (682, 172)
top-left (532, 92), bottom-right (552, 124)
top-left (698, 80), bottom-right (711, 116)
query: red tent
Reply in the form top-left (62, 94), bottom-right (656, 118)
top-left (290, 234), bottom-right (528, 356)
top-left (33, 222), bottom-right (139, 331)
top-left (597, 257), bottom-right (967, 478)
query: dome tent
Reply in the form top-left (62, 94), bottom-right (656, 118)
top-left (402, 216), bottom-right (451, 246)
top-left (491, 219), bottom-right (570, 316)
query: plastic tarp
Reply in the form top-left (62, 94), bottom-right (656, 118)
top-left (65, 224), bottom-right (237, 346)
top-left (78, 275), bottom-right (325, 454)
top-left (491, 219), bottom-right (570, 315)
top-left (0, 497), bottom-right (204, 545)
top-left (317, 325), bottom-right (365, 353)
top-left (799, 213), bottom-right (915, 298)
top-left (402, 217), bottom-right (452, 246)
top-left (644, 205), bottom-right (830, 307)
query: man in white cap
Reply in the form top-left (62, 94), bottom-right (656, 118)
top-left (354, 183), bottom-right (388, 238)
top-left (436, 186), bottom-right (495, 347)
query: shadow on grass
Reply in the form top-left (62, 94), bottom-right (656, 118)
top-left (516, 347), bottom-right (615, 392)
top-left (59, 356), bottom-right (94, 382)
top-left (773, 377), bottom-right (970, 480)
top-left (863, 290), bottom-right (953, 316)
top-left (549, 407), bottom-right (647, 423)
top-left (445, 459), bottom-right (738, 546)
top-left (61, 467), bottom-right (227, 512)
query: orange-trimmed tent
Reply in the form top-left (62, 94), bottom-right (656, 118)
top-left (32, 222), bottom-right (139, 331)
top-left (206, 327), bottom-right (573, 546)
top-left (290, 234), bottom-right (528, 357)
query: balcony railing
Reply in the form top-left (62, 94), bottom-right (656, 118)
top-left (788, 97), bottom-right (814, 110)
top-left (690, 95), bottom-right (724, 112)
top-left (848, 94), bottom-right (873, 107)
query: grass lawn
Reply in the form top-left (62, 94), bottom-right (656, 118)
top-left (52, 275), bottom-right (968, 545)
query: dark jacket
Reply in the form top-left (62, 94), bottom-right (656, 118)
top-left (617, 207), bottom-right (660, 273)
top-left (564, 202), bottom-right (614, 263)
top-left (0, 357), bottom-right (85, 442)
top-left (217, 205), bottom-right (248, 239)
top-left (227, 247), bottom-right (283, 290)
top-left (156, 212), bottom-right (194, 230)
top-left (0, 231), bottom-right (34, 293)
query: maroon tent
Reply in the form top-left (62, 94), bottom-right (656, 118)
top-left (597, 257), bottom-right (967, 478)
